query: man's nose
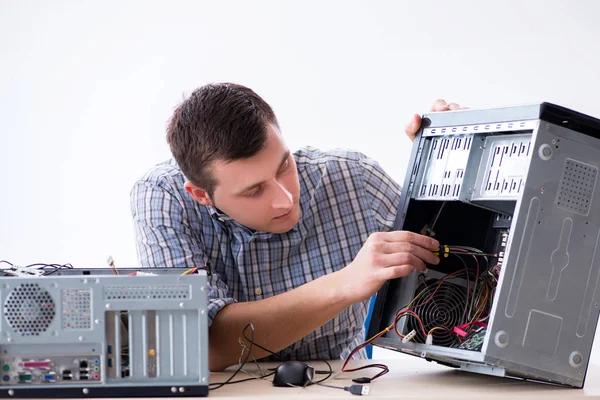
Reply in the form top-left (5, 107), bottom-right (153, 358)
top-left (272, 182), bottom-right (293, 209)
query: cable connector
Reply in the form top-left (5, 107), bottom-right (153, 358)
top-left (432, 245), bottom-right (450, 258)
top-left (426, 334), bottom-right (433, 345)
top-left (402, 329), bottom-right (417, 343)
top-left (132, 271), bottom-right (158, 276)
top-left (345, 384), bottom-right (370, 396)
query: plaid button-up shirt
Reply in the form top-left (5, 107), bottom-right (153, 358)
top-left (131, 147), bottom-right (400, 360)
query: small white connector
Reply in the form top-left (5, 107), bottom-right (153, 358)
top-left (7, 265), bottom-right (43, 277)
top-left (402, 329), bottom-right (417, 343)
top-left (134, 271), bottom-right (158, 276)
top-left (426, 334), bottom-right (433, 345)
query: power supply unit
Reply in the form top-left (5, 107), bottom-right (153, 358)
top-left (368, 103), bottom-right (600, 388)
top-left (0, 268), bottom-right (209, 397)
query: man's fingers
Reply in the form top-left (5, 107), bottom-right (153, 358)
top-left (381, 243), bottom-right (440, 266)
top-left (381, 253), bottom-right (430, 271)
top-left (404, 114), bottom-right (421, 141)
top-left (430, 99), bottom-right (450, 112)
top-left (381, 265), bottom-right (416, 281)
top-left (430, 99), bottom-right (467, 112)
top-left (380, 231), bottom-right (439, 249)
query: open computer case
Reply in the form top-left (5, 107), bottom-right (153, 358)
top-left (368, 103), bottom-right (600, 388)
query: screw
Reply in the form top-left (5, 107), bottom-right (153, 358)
top-left (83, 388), bottom-right (89, 394)
top-left (179, 387), bottom-right (185, 393)
top-left (171, 387), bottom-right (177, 393)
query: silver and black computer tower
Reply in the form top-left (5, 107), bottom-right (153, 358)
top-left (369, 103), bottom-right (600, 387)
top-left (0, 269), bottom-right (209, 397)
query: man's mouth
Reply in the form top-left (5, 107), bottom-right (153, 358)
top-left (274, 209), bottom-right (292, 220)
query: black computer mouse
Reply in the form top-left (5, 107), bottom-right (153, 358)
top-left (272, 361), bottom-right (315, 387)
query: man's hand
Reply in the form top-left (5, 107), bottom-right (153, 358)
top-left (339, 231), bottom-right (440, 303)
top-left (404, 99), bottom-right (467, 142)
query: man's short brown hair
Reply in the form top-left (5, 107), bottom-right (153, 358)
top-left (167, 83), bottom-right (278, 197)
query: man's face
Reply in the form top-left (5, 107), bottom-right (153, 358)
top-left (208, 124), bottom-right (301, 233)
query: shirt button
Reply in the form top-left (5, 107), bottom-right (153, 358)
top-left (255, 287), bottom-right (262, 296)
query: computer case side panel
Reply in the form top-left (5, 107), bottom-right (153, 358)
top-left (483, 122), bottom-right (600, 388)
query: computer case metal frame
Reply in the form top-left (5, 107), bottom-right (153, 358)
top-left (0, 268), bottom-right (209, 398)
top-left (368, 103), bottom-right (600, 388)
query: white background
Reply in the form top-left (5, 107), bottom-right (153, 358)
top-left (1, 0), bottom-right (600, 364)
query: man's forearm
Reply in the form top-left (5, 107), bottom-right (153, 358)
top-left (209, 269), bottom-right (354, 371)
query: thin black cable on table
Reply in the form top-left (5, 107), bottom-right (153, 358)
top-left (241, 328), bottom-right (334, 376)
top-left (209, 323), bottom-right (257, 390)
top-left (306, 359), bottom-right (333, 385)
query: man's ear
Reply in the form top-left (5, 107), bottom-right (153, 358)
top-left (184, 181), bottom-right (213, 206)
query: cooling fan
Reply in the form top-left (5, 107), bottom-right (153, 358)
top-left (3, 283), bottom-right (56, 336)
top-left (407, 277), bottom-right (467, 347)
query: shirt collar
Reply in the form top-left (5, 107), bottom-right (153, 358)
top-left (207, 204), bottom-right (304, 240)
top-left (208, 206), bottom-right (274, 239)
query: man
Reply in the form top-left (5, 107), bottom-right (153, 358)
top-left (130, 83), bottom-right (459, 371)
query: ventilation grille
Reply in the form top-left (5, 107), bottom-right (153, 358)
top-left (104, 285), bottom-right (190, 300)
top-left (556, 158), bottom-right (598, 216)
top-left (62, 289), bottom-right (91, 330)
top-left (4, 283), bottom-right (56, 336)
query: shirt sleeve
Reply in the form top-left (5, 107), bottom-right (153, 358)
top-left (130, 179), bottom-right (236, 326)
top-left (358, 154), bottom-right (402, 232)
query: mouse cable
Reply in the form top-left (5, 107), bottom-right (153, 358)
top-left (209, 370), bottom-right (275, 387)
top-left (309, 378), bottom-right (370, 396)
top-left (242, 325), bottom-right (282, 360)
top-left (303, 359), bottom-right (334, 385)
top-left (209, 323), bottom-right (258, 391)
top-left (307, 361), bottom-right (370, 395)
top-left (242, 325), bottom-right (333, 377)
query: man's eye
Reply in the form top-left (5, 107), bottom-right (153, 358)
top-left (279, 160), bottom-right (290, 173)
top-left (250, 187), bottom-right (263, 197)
